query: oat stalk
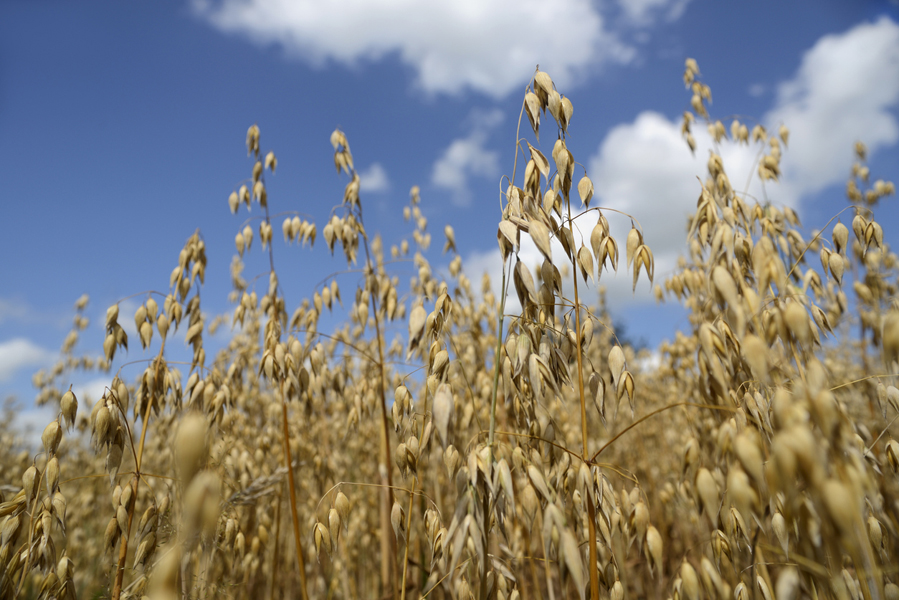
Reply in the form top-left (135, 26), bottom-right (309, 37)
top-left (564, 186), bottom-right (601, 600)
top-left (280, 377), bottom-right (310, 600)
top-left (111, 339), bottom-right (165, 600)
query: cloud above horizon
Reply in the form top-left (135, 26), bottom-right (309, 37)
top-left (358, 162), bottom-right (391, 193)
top-left (767, 16), bottom-right (899, 203)
top-left (192, 0), bottom-right (645, 98)
top-left (0, 338), bottom-right (56, 383)
top-left (431, 109), bottom-right (504, 206)
top-left (464, 17), bottom-right (899, 313)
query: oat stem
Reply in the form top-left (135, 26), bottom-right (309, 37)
top-left (565, 190), bottom-right (600, 600)
top-left (401, 388), bottom-right (429, 600)
top-left (488, 90), bottom-right (527, 464)
top-left (111, 342), bottom-right (165, 600)
top-left (279, 378), bottom-right (310, 600)
top-left (487, 265), bottom-right (508, 458)
top-left (14, 465), bottom-right (48, 598)
top-left (352, 193), bottom-right (400, 598)
top-left (399, 478), bottom-right (418, 600)
top-left (481, 90), bottom-right (528, 600)
top-left (270, 494), bottom-right (282, 600)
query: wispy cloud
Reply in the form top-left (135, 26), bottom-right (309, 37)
top-left (748, 83), bottom-right (767, 97)
top-left (358, 163), bottom-right (390, 193)
top-left (9, 404), bottom-right (59, 438)
top-left (0, 298), bottom-right (32, 325)
top-left (766, 16), bottom-right (899, 202)
top-left (0, 297), bottom-right (71, 329)
top-left (616, 0), bottom-right (692, 26)
top-left (431, 109), bottom-right (503, 207)
top-left (0, 338), bottom-right (56, 383)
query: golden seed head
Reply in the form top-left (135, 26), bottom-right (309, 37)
top-left (42, 420), bottom-right (62, 455)
top-left (61, 389), bottom-right (78, 430)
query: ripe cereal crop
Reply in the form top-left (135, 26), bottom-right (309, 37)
top-left (2, 60), bottom-right (899, 600)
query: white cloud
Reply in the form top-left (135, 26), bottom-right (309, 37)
top-left (74, 377), bottom-right (111, 406)
top-left (0, 338), bottom-right (56, 382)
top-left (192, 0), bottom-right (635, 98)
top-left (634, 349), bottom-right (662, 373)
top-left (559, 16), bottom-right (899, 310)
top-left (11, 404), bottom-right (59, 438)
top-left (463, 17), bottom-right (899, 317)
top-left (465, 18), bottom-right (899, 328)
top-left (586, 112), bottom-right (764, 307)
top-left (431, 135), bottom-right (500, 206)
top-left (460, 114), bottom-right (725, 316)
top-left (432, 109), bottom-right (504, 206)
top-left (358, 163), bottom-right (390, 193)
top-left (590, 111), bottom-right (707, 253)
top-left (462, 208), bottom-right (673, 319)
top-left (765, 17), bottom-right (899, 202)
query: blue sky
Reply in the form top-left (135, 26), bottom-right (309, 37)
top-left (2, 0), bottom-right (898, 414)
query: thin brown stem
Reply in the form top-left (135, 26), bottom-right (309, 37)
top-left (345, 192), bottom-right (398, 597)
top-left (566, 190), bottom-right (600, 600)
top-left (111, 341), bottom-right (166, 600)
top-left (361, 249), bottom-right (398, 598)
top-left (14, 463), bottom-right (49, 598)
top-left (478, 89), bottom-right (528, 600)
top-left (401, 388), bottom-right (429, 600)
top-left (588, 402), bottom-right (737, 464)
top-left (487, 266), bottom-right (509, 457)
top-left (280, 379), bottom-right (310, 600)
top-left (110, 475), bottom-right (139, 599)
top-left (270, 495), bottom-right (282, 600)
top-left (399, 476), bottom-right (418, 600)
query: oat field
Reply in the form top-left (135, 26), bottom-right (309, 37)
top-left (2, 60), bottom-right (899, 600)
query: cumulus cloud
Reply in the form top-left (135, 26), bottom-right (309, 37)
top-left (456, 111), bottom-right (733, 313)
top-left (192, 0), bottom-right (635, 98)
top-left (358, 163), bottom-right (390, 193)
top-left (0, 338), bottom-right (56, 382)
top-left (464, 17), bottom-right (899, 315)
top-left (11, 405), bottom-right (59, 437)
top-left (463, 215), bottom-right (669, 318)
top-left (590, 113), bottom-right (711, 257)
top-left (460, 114), bottom-right (740, 314)
top-left (587, 111), bottom-right (764, 291)
top-left (767, 16), bottom-right (899, 202)
top-left (432, 109), bottom-right (504, 206)
top-left (588, 17), bottom-right (899, 306)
